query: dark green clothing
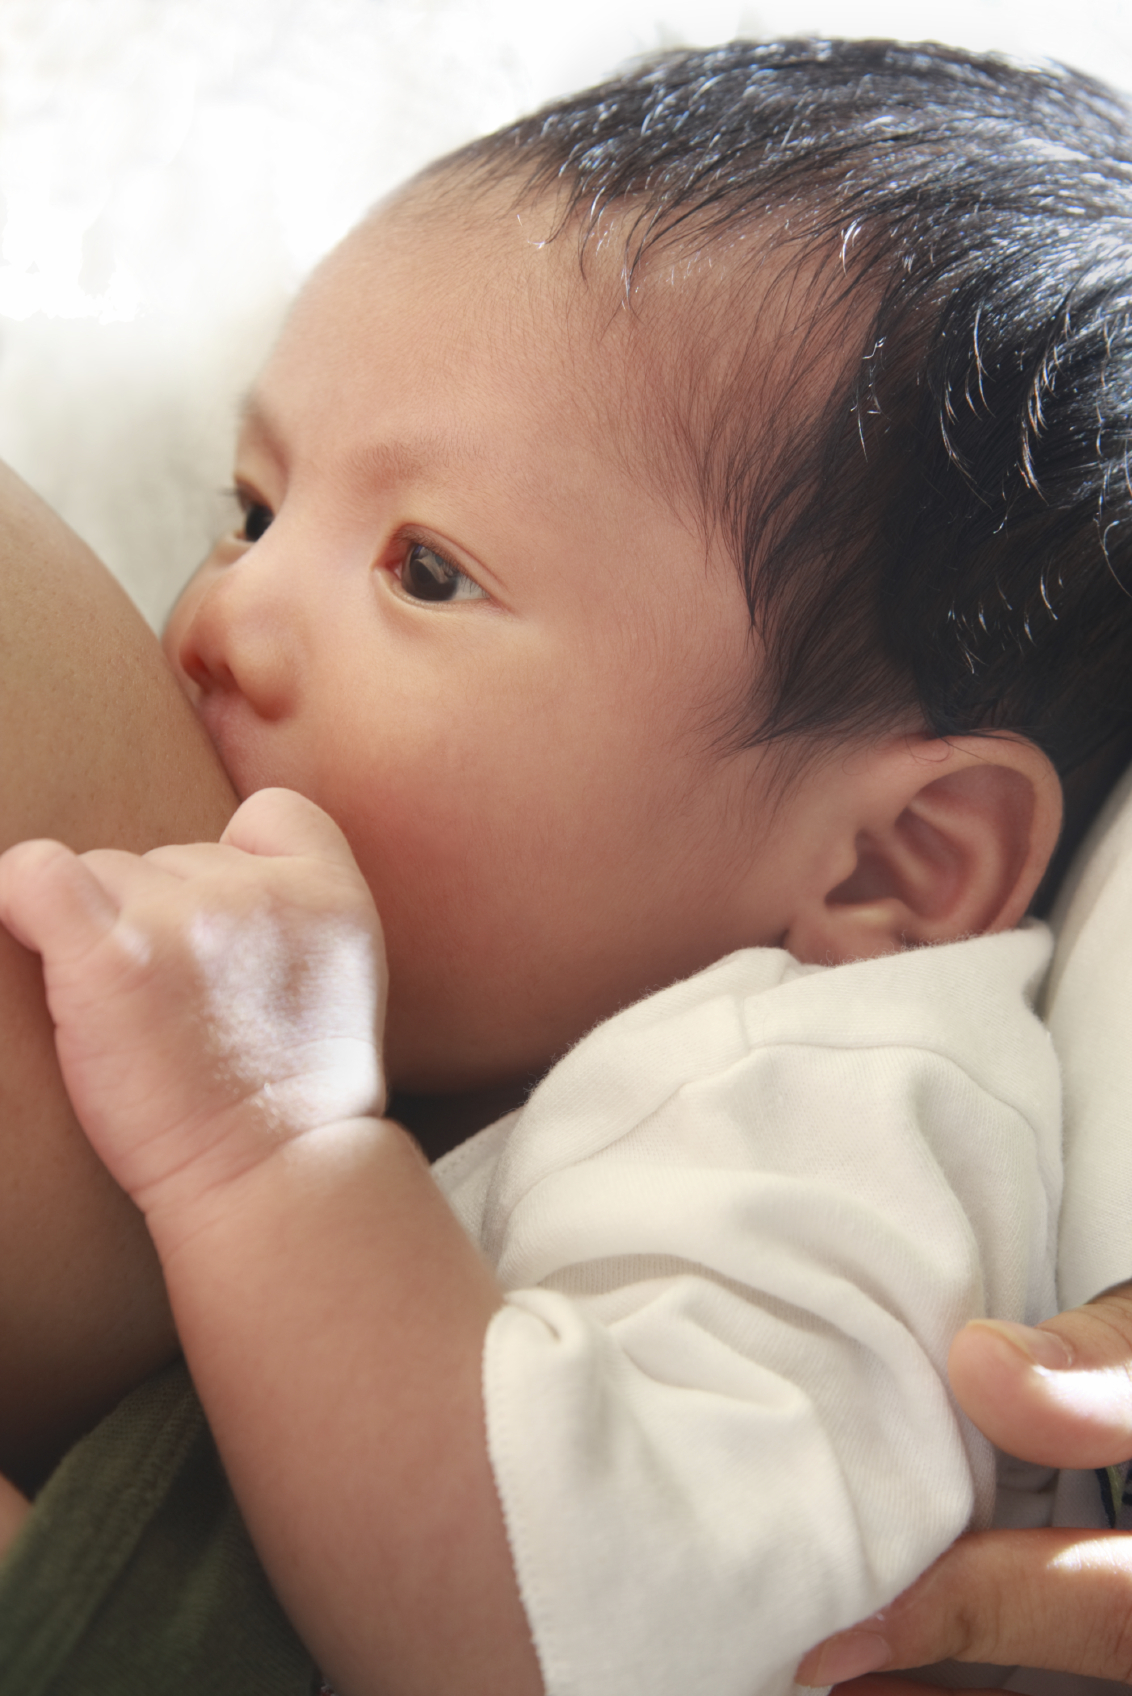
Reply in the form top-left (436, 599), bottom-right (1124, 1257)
top-left (0, 1360), bottom-right (319, 1695)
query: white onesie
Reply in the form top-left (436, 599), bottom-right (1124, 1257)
top-left (433, 928), bottom-right (1061, 1696)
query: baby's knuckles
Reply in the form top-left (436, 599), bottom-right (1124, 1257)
top-left (0, 788), bottom-right (387, 1233)
top-left (0, 804), bottom-right (386, 1225)
top-left (92, 858), bottom-right (384, 1214)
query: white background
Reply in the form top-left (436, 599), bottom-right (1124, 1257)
top-left (2, 0), bottom-right (1131, 622)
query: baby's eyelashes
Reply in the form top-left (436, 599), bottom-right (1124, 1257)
top-left (221, 490), bottom-right (487, 607)
top-left (226, 482), bottom-right (275, 544)
top-left (395, 542), bottom-right (488, 605)
top-left (239, 500), bottom-right (274, 545)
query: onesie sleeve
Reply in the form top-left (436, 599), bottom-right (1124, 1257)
top-left (439, 929), bottom-right (1060, 1696)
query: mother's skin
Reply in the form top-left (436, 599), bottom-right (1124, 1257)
top-left (799, 1287), bottom-right (1132, 1690)
top-left (0, 460), bottom-right (235, 1492)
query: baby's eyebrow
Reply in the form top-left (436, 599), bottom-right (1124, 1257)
top-left (236, 391), bottom-right (478, 487)
top-left (340, 436), bottom-right (459, 487)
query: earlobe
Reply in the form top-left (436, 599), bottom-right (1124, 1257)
top-left (783, 735), bottom-right (1063, 966)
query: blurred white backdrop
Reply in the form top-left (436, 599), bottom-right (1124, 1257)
top-left (2, 0), bottom-right (1132, 622)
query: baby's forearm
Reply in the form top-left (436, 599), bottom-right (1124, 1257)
top-left (153, 1111), bottom-right (542, 1696)
top-left (0, 790), bottom-right (540, 1690)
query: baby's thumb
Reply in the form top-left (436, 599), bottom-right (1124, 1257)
top-left (948, 1285), bottom-right (1132, 1467)
top-left (220, 787), bottom-right (353, 866)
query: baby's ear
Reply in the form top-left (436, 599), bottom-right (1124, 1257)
top-left (784, 735), bottom-right (1062, 965)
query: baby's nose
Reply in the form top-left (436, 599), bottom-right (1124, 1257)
top-left (172, 548), bottom-right (303, 722)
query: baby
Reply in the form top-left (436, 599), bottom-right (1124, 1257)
top-left (4, 35), bottom-right (1132, 1696)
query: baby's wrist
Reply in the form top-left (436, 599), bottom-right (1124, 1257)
top-left (141, 1113), bottom-right (440, 1354)
top-left (140, 1106), bottom-right (392, 1268)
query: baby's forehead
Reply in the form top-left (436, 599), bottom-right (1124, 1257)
top-left (298, 186), bottom-right (670, 462)
top-left (280, 174), bottom-right (850, 564)
top-left (249, 192), bottom-right (652, 528)
top-left (295, 188), bottom-right (613, 399)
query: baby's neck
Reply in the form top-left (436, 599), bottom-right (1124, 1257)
top-left (391, 1077), bottom-right (538, 1164)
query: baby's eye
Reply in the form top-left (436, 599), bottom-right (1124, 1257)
top-left (238, 499), bottom-right (274, 544)
top-left (398, 542), bottom-right (487, 604)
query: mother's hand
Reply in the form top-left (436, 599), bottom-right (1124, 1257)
top-left (797, 1283), bottom-right (1132, 1690)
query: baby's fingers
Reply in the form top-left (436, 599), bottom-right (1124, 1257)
top-left (0, 838), bottom-right (121, 965)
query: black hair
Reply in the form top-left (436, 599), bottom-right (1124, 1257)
top-left (435, 39), bottom-right (1132, 840)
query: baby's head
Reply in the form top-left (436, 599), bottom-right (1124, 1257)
top-left (164, 39), bottom-right (1132, 1097)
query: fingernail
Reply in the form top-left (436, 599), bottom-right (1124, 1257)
top-left (977, 1318), bottom-right (1074, 1370)
top-left (796, 1629), bottom-right (891, 1686)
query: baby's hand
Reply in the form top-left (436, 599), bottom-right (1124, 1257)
top-left (0, 789), bottom-right (385, 1236)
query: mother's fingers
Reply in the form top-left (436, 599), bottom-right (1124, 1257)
top-left (949, 1285), bottom-right (1132, 1467)
top-left (797, 1287), bottom-right (1132, 1693)
top-left (832, 1682), bottom-right (1004, 1696)
top-left (797, 1529), bottom-right (1132, 1687)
